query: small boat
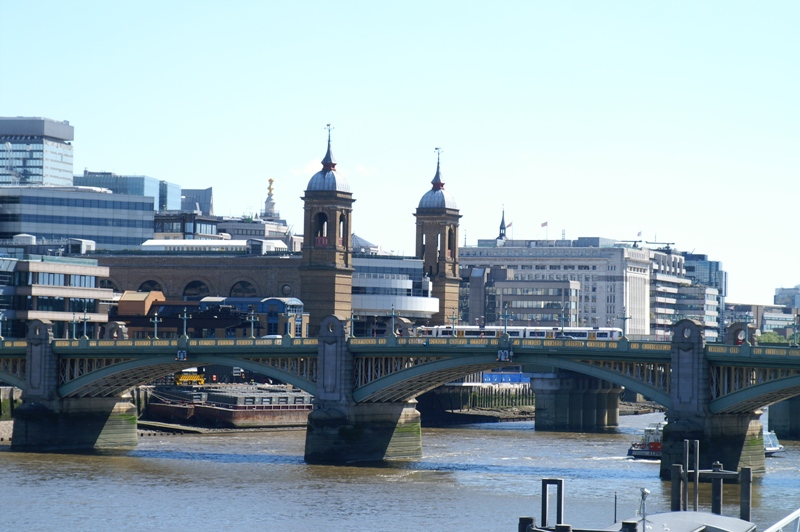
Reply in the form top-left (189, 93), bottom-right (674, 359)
top-left (764, 430), bottom-right (785, 456)
top-left (628, 421), bottom-right (666, 459)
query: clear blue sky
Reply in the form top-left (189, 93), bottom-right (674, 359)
top-left (2, 1), bottom-right (798, 305)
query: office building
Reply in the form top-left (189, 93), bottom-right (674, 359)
top-left (0, 117), bottom-right (74, 186)
top-left (460, 236), bottom-right (652, 336)
top-left (0, 254), bottom-right (113, 339)
top-left (181, 187), bottom-right (214, 216)
top-left (0, 186), bottom-right (154, 249)
top-left (75, 170), bottom-right (181, 211)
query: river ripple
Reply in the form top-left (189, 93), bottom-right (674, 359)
top-left (1, 413), bottom-right (797, 532)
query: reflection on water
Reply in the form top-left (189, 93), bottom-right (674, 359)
top-left (1, 412), bottom-right (798, 532)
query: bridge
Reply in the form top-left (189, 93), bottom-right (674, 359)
top-left (3, 318), bottom-right (800, 477)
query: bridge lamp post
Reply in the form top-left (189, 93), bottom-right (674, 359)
top-left (449, 308), bottom-right (458, 330)
top-left (179, 307), bottom-right (191, 338)
top-left (349, 312), bottom-right (357, 338)
top-left (70, 313), bottom-right (78, 340)
top-left (247, 309), bottom-right (258, 338)
top-left (500, 303), bottom-right (512, 336)
top-left (387, 304), bottom-right (397, 337)
top-left (82, 305), bottom-right (89, 339)
top-left (150, 312), bottom-right (162, 340)
top-left (619, 306), bottom-right (631, 338)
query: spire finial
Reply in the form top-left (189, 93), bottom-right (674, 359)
top-left (321, 124), bottom-right (336, 170)
top-left (431, 147), bottom-right (444, 190)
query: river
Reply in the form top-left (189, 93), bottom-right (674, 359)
top-left (1, 412), bottom-right (797, 531)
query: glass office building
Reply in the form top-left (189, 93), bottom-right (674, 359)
top-left (75, 171), bottom-right (181, 211)
top-left (0, 117), bottom-right (74, 186)
top-left (0, 186), bottom-right (154, 249)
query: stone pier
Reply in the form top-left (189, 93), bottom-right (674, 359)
top-left (659, 320), bottom-right (765, 479)
top-left (304, 315), bottom-right (422, 463)
top-left (530, 372), bottom-right (621, 431)
top-left (11, 320), bottom-right (138, 452)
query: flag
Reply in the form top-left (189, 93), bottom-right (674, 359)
top-left (506, 222), bottom-right (512, 228)
top-left (541, 221), bottom-right (548, 227)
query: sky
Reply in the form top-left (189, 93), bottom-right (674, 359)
top-left (1, 1), bottom-right (798, 305)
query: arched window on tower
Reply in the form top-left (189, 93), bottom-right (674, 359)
top-left (314, 212), bottom-right (329, 245)
top-left (447, 226), bottom-right (455, 260)
top-left (338, 213), bottom-right (346, 247)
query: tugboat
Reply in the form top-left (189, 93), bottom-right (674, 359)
top-left (627, 421), bottom-right (666, 459)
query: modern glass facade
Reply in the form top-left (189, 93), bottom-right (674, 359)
top-left (0, 117), bottom-right (74, 187)
top-left (75, 172), bottom-right (181, 211)
top-left (0, 187), bottom-right (154, 249)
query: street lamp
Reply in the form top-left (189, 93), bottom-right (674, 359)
top-left (150, 312), bottom-right (162, 339)
top-left (70, 313), bottom-right (78, 340)
top-left (387, 304), bottom-right (397, 337)
top-left (500, 303), bottom-right (512, 336)
top-left (619, 306), bottom-right (631, 338)
top-left (179, 307), bottom-right (191, 337)
top-left (82, 304), bottom-right (89, 339)
top-left (247, 309), bottom-right (258, 338)
top-left (349, 311), bottom-right (357, 338)
top-left (449, 308), bottom-right (458, 330)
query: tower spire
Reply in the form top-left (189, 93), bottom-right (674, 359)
top-left (499, 207), bottom-right (507, 240)
top-left (321, 124), bottom-right (336, 170)
top-left (431, 147), bottom-right (444, 190)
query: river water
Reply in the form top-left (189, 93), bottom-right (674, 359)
top-left (1, 412), bottom-right (797, 531)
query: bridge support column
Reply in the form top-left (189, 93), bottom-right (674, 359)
top-left (11, 320), bottom-right (138, 452)
top-left (529, 374), bottom-right (574, 431)
top-left (582, 389), bottom-right (599, 430)
top-left (605, 387), bottom-right (621, 427)
top-left (568, 389), bottom-right (583, 430)
top-left (12, 397), bottom-right (138, 452)
top-left (305, 401), bottom-right (421, 463)
top-left (304, 316), bottom-right (421, 463)
top-left (660, 320), bottom-right (765, 479)
top-left (594, 389), bottom-right (608, 427)
top-left (660, 414), bottom-right (764, 480)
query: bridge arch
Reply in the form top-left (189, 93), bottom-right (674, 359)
top-left (710, 376), bottom-right (800, 414)
top-left (58, 354), bottom-right (318, 398)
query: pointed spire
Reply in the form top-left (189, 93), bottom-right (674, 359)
top-left (431, 147), bottom-right (444, 190)
top-left (321, 124), bottom-right (337, 170)
top-left (499, 208), bottom-right (506, 239)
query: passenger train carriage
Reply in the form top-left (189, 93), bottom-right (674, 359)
top-left (415, 325), bottom-right (623, 341)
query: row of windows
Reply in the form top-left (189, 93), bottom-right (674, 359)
top-left (499, 287), bottom-right (575, 296)
top-left (0, 195), bottom-right (153, 210)
top-left (0, 232), bottom-right (149, 246)
top-left (515, 274), bottom-right (598, 282)
top-left (10, 214), bottom-right (152, 228)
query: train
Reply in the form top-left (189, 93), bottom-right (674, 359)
top-left (415, 325), bottom-right (624, 341)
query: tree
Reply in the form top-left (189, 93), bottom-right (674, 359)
top-left (757, 331), bottom-right (789, 345)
